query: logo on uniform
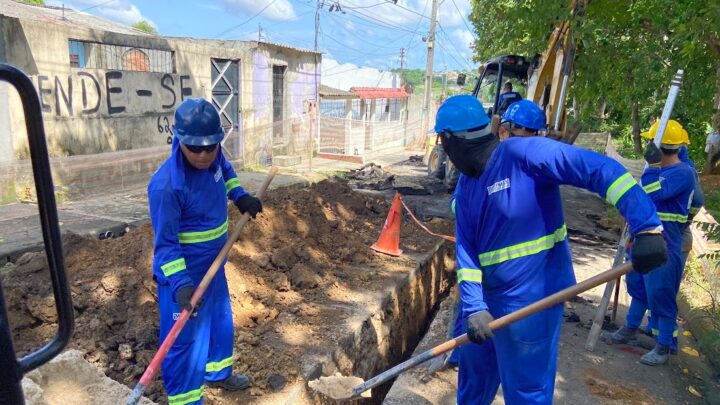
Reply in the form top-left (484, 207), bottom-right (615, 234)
top-left (487, 178), bottom-right (510, 195)
top-left (173, 312), bottom-right (181, 320)
top-left (214, 167), bottom-right (222, 182)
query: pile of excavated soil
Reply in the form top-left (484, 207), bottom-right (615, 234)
top-left (4, 179), bottom-right (452, 404)
top-left (22, 349), bottom-right (156, 405)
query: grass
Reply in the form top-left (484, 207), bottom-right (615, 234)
top-left (704, 188), bottom-right (720, 219)
top-left (681, 256), bottom-right (720, 363)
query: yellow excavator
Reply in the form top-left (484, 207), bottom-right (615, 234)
top-left (424, 0), bottom-right (584, 187)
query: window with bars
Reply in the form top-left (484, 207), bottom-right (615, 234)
top-left (68, 39), bottom-right (175, 73)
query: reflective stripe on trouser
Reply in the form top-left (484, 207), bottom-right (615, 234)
top-left (478, 225), bottom-right (567, 267)
top-left (626, 253), bottom-right (683, 347)
top-left (159, 269), bottom-right (234, 404)
top-left (657, 212), bottom-right (688, 223)
top-left (457, 303), bottom-right (563, 405)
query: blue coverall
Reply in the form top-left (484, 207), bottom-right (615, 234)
top-left (453, 137), bottom-right (661, 404)
top-left (148, 137), bottom-right (248, 404)
top-left (627, 151), bottom-right (697, 348)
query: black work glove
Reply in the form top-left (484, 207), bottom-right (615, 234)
top-left (644, 142), bottom-right (662, 166)
top-left (175, 285), bottom-right (201, 316)
top-left (466, 310), bottom-right (494, 344)
top-left (631, 232), bottom-right (668, 274)
top-left (235, 194), bottom-right (263, 218)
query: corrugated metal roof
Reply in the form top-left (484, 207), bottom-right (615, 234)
top-left (0, 0), bottom-right (150, 36)
top-left (350, 87), bottom-right (410, 99)
top-left (320, 85), bottom-right (356, 98)
top-left (257, 40), bottom-right (320, 55)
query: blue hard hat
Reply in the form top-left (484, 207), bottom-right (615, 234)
top-left (173, 98), bottom-right (225, 146)
top-left (501, 100), bottom-right (546, 131)
top-left (434, 95), bottom-right (491, 137)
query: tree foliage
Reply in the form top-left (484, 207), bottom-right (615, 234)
top-left (469, 0), bottom-right (720, 164)
top-left (22, 0), bottom-right (45, 4)
top-left (131, 20), bottom-right (157, 35)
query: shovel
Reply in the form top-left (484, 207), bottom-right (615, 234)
top-left (126, 167), bottom-right (278, 405)
top-left (310, 262), bottom-right (634, 400)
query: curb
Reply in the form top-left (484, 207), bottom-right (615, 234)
top-left (677, 289), bottom-right (720, 371)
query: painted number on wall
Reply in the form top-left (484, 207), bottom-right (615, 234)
top-left (157, 116), bottom-right (174, 144)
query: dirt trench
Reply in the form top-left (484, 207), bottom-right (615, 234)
top-left (3, 178), bottom-right (454, 404)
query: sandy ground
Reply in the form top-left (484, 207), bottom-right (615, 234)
top-left (384, 187), bottom-right (720, 405)
top-left (4, 178), bottom-right (453, 404)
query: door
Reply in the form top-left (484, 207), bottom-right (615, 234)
top-left (272, 65), bottom-right (286, 145)
top-left (211, 59), bottom-right (240, 159)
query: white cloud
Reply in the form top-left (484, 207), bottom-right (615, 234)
top-left (438, 0), bottom-right (471, 28)
top-left (46, 0), bottom-right (156, 27)
top-left (221, 0), bottom-right (297, 21)
top-left (452, 28), bottom-right (474, 48)
top-left (321, 58), bottom-right (400, 90)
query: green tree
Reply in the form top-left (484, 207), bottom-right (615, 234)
top-left (132, 20), bottom-right (157, 35)
top-left (22, 0), bottom-right (45, 4)
top-left (468, 0), bottom-right (720, 165)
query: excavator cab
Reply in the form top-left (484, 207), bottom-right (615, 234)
top-left (424, 55), bottom-right (532, 189)
top-left (471, 55), bottom-right (531, 117)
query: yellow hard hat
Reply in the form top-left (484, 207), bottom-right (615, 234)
top-left (640, 119), bottom-right (690, 146)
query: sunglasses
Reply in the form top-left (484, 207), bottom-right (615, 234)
top-left (185, 143), bottom-right (218, 154)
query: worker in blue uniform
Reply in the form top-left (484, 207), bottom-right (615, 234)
top-left (642, 144), bottom-right (704, 346)
top-left (435, 96), bottom-right (668, 404)
top-left (148, 98), bottom-right (262, 404)
top-left (612, 120), bottom-right (696, 365)
top-left (446, 100), bottom-right (548, 367)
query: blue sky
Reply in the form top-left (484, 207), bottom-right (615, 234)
top-left (45, 0), bottom-right (477, 72)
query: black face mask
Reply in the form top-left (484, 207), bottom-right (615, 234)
top-left (441, 134), bottom-right (499, 177)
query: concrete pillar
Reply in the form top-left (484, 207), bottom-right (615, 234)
top-left (0, 83), bottom-right (14, 163)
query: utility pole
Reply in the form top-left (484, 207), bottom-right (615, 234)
top-left (399, 48), bottom-right (406, 87)
top-left (442, 64), bottom-right (448, 100)
top-left (311, 0), bottom-right (323, 171)
top-left (258, 23), bottom-right (263, 42)
top-left (421, 0), bottom-right (440, 145)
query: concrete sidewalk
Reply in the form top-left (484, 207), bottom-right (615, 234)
top-left (0, 147), bottom-right (420, 264)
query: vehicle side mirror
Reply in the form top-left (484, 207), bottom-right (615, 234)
top-left (456, 73), bottom-right (466, 86)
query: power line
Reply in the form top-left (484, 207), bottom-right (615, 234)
top-left (449, 0), bottom-right (474, 34)
top-left (383, 0), bottom-right (430, 19)
top-left (214, 0), bottom-right (280, 38)
top-left (437, 23), bottom-right (473, 70)
top-left (78, 0), bottom-right (117, 12)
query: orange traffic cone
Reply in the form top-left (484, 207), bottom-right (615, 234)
top-left (371, 192), bottom-right (403, 256)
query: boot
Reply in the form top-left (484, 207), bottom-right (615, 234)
top-left (610, 326), bottom-right (638, 344)
top-left (207, 374), bottom-right (251, 391)
top-left (640, 344), bottom-right (670, 366)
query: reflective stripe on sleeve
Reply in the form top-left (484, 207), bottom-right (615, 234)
top-left (457, 268), bottom-right (483, 284)
top-left (478, 224), bottom-right (567, 267)
top-left (161, 257), bottom-right (187, 277)
top-left (606, 173), bottom-right (637, 205)
top-left (178, 220), bottom-right (228, 244)
top-left (225, 178), bottom-right (241, 194)
top-left (642, 181), bottom-right (661, 194)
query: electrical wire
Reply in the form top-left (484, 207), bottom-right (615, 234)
top-left (78, 0), bottom-right (117, 12)
top-left (449, 0), bottom-right (474, 34)
top-left (437, 22), bottom-right (473, 70)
